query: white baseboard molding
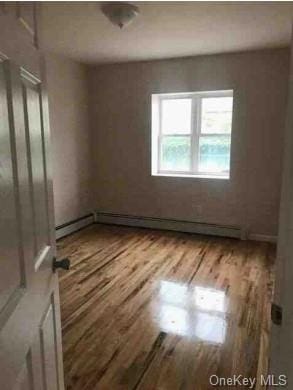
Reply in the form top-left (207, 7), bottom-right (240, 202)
top-left (56, 214), bottom-right (94, 240)
top-left (248, 233), bottom-right (277, 243)
top-left (94, 211), bottom-right (241, 239)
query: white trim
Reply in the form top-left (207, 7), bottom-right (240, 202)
top-left (152, 172), bottom-right (229, 180)
top-left (155, 89), bottom-right (234, 99)
top-left (55, 215), bottom-right (94, 240)
top-left (20, 67), bottom-right (40, 85)
top-left (248, 233), bottom-right (277, 243)
top-left (151, 90), bottom-right (234, 178)
top-left (94, 212), bottom-right (241, 239)
top-left (34, 245), bottom-right (51, 272)
top-left (152, 89), bottom-right (233, 178)
top-left (0, 52), bottom-right (8, 62)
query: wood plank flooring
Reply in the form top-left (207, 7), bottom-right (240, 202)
top-left (57, 224), bottom-right (275, 390)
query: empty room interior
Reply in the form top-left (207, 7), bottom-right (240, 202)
top-left (3, 1), bottom-right (293, 390)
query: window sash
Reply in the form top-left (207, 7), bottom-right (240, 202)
top-left (157, 91), bottom-right (233, 177)
top-left (158, 134), bottom-right (192, 172)
top-left (197, 134), bottom-right (231, 175)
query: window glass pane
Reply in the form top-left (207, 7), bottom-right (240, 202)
top-left (161, 136), bottom-right (190, 171)
top-left (198, 135), bottom-right (231, 173)
top-left (201, 97), bottom-right (233, 134)
top-left (162, 99), bottom-right (192, 134)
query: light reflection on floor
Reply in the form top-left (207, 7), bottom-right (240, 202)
top-left (154, 281), bottom-right (227, 344)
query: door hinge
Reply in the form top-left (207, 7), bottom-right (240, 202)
top-left (271, 303), bottom-right (283, 326)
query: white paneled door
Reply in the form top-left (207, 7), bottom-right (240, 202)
top-left (0, 3), bottom-right (64, 390)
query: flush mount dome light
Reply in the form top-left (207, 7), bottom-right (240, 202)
top-left (101, 2), bottom-right (140, 29)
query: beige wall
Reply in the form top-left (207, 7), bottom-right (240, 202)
top-left (270, 32), bottom-right (293, 381)
top-left (89, 49), bottom-right (289, 236)
top-left (46, 54), bottom-right (92, 226)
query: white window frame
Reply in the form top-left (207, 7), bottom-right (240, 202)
top-left (152, 90), bottom-right (233, 179)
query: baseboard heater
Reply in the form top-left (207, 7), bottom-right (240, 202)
top-left (94, 211), bottom-right (241, 239)
top-left (56, 213), bottom-right (94, 240)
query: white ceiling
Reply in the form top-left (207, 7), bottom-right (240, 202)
top-left (41, 1), bottom-right (293, 65)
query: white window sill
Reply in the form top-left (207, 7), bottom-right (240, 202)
top-left (152, 172), bottom-right (230, 180)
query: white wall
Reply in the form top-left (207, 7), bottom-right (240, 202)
top-left (89, 49), bottom-right (289, 237)
top-left (46, 54), bottom-right (92, 226)
top-left (270, 30), bottom-right (293, 383)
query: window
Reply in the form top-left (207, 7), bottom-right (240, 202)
top-left (152, 90), bottom-right (233, 179)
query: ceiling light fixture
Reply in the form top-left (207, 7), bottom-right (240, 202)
top-left (101, 2), bottom-right (140, 29)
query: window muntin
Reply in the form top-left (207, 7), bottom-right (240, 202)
top-left (153, 90), bottom-right (233, 178)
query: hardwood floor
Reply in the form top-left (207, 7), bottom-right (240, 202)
top-left (57, 224), bottom-right (275, 390)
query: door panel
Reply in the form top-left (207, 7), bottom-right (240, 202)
top-left (22, 73), bottom-right (50, 258)
top-left (13, 352), bottom-right (34, 390)
top-left (0, 61), bottom-right (22, 311)
top-left (40, 300), bottom-right (59, 390)
top-left (0, 60), bottom-right (59, 390)
top-left (16, 2), bottom-right (38, 47)
top-left (0, 4), bottom-right (64, 390)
